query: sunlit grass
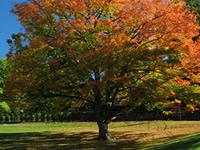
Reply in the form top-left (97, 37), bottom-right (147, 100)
top-left (0, 121), bottom-right (200, 149)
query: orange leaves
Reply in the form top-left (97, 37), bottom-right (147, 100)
top-left (101, 19), bottom-right (112, 27)
top-left (13, 0), bottom-right (199, 51)
top-left (180, 38), bottom-right (200, 80)
top-left (186, 104), bottom-right (199, 113)
top-left (71, 18), bottom-right (86, 30)
top-left (40, 0), bottom-right (86, 13)
top-left (12, 0), bottom-right (200, 82)
top-left (74, 18), bottom-right (85, 25)
top-left (29, 38), bottom-right (49, 49)
top-left (13, 2), bottom-right (44, 25)
top-left (70, 0), bottom-right (86, 12)
top-left (172, 76), bottom-right (191, 86)
top-left (12, 0), bottom-right (200, 67)
top-left (170, 90), bottom-right (176, 96)
top-left (111, 76), bottom-right (123, 81)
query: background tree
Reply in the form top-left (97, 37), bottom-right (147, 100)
top-left (6, 0), bottom-right (200, 140)
top-left (0, 59), bottom-right (8, 94)
top-left (186, 0), bottom-right (200, 23)
top-left (0, 59), bottom-right (11, 113)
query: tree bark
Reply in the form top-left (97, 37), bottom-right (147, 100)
top-left (97, 120), bottom-right (110, 141)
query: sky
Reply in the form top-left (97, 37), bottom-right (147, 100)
top-left (0, 0), bottom-right (26, 59)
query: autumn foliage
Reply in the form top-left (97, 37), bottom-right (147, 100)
top-left (5, 0), bottom-right (200, 140)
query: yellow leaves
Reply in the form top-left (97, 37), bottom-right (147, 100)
top-left (170, 90), bottom-right (176, 96)
top-left (174, 99), bottom-right (181, 105)
top-left (186, 104), bottom-right (199, 113)
top-left (191, 75), bottom-right (200, 84)
top-left (42, 0), bottom-right (55, 8)
top-left (110, 37), bottom-right (117, 45)
top-left (107, 33), bottom-right (130, 48)
top-left (118, 33), bottom-right (128, 42)
top-left (163, 110), bottom-right (174, 116)
top-left (58, 69), bottom-right (65, 76)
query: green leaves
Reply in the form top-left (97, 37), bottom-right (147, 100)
top-left (0, 101), bottom-right (11, 113)
top-left (0, 59), bottom-right (8, 95)
top-left (0, 89), bottom-right (3, 95)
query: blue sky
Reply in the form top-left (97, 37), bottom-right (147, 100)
top-left (0, 0), bottom-right (26, 59)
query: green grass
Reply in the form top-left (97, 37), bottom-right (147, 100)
top-left (0, 122), bottom-right (97, 133)
top-left (0, 121), bottom-right (200, 149)
top-left (146, 133), bottom-right (200, 150)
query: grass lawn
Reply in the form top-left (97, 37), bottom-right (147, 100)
top-left (1, 121), bottom-right (200, 149)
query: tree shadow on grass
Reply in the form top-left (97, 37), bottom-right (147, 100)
top-left (0, 131), bottom-right (145, 150)
top-left (1, 130), bottom-right (199, 150)
top-left (147, 133), bottom-right (200, 150)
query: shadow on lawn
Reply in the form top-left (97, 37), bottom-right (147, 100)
top-left (147, 133), bottom-right (200, 150)
top-left (1, 130), bottom-right (198, 150)
top-left (0, 131), bottom-right (143, 150)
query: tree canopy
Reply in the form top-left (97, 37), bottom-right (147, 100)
top-left (5, 0), bottom-right (200, 140)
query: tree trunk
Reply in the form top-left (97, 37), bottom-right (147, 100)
top-left (97, 120), bottom-right (110, 141)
